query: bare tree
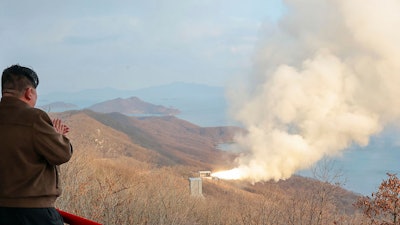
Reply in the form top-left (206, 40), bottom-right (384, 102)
top-left (310, 158), bottom-right (346, 225)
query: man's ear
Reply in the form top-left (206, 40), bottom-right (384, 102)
top-left (24, 87), bottom-right (32, 100)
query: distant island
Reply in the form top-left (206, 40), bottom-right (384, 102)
top-left (39, 101), bottom-right (79, 112)
top-left (87, 96), bottom-right (180, 115)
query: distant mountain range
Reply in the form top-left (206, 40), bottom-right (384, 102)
top-left (88, 96), bottom-right (180, 115)
top-left (40, 101), bottom-right (79, 113)
top-left (40, 96), bottom-right (181, 115)
top-left (38, 82), bottom-right (225, 109)
top-left (37, 82), bottom-right (231, 126)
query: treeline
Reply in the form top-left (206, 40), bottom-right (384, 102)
top-left (56, 149), bottom-right (369, 225)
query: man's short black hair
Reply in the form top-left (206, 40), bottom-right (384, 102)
top-left (1, 65), bottom-right (39, 93)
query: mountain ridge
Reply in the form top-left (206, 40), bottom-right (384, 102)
top-left (87, 96), bottom-right (180, 115)
top-left (38, 82), bottom-right (225, 108)
top-left (58, 109), bottom-right (239, 168)
top-left (38, 82), bottom-right (229, 126)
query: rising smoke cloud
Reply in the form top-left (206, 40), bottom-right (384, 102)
top-left (221, 0), bottom-right (400, 182)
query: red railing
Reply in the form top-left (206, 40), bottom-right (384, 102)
top-left (57, 209), bottom-right (102, 225)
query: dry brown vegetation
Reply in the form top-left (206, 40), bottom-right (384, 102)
top-left (355, 173), bottom-right (400, 225)
top-left (53, 110), bottom-right (369, 224)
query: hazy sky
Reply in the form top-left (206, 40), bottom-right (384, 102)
top-left (0, 0), bottom-right (284, 94)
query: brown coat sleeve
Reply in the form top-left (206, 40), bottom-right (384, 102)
top-left (33, 110), bottom-right (73, 165)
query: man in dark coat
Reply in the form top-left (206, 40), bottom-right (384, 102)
top-left (0, 65), bottom-right (73, 225)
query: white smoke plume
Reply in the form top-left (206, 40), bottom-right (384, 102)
top-left (216, 0), bottom-right (400, 182)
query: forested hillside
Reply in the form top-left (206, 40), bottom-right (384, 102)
top-left (54, 110), bottom-right (367, 224)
